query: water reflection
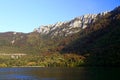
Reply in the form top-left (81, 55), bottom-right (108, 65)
top-left (0, 67), bottom-right (119, 80)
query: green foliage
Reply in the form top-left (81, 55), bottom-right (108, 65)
top-left (0, 53), bottom-right (85, 67)
top-left (0, 63), bottom-right (7, 67)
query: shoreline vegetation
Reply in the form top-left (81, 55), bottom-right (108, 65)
top-left (0, 53), bottom-right (85, 68)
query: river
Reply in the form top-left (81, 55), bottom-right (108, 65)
top-left (0, 67), bottom-right (119, 80)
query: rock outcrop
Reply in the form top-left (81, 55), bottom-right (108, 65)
top-left (34, 12), bottom-right (108, 37)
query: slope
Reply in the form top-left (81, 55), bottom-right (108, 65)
top-left (61, 6), bottom-right (120, 66)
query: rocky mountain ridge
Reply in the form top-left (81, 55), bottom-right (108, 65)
top-left (34, 11), bottom-right (108, 37)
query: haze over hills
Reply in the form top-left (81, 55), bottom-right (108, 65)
top-left (0, 6), bottom-right (119, 67)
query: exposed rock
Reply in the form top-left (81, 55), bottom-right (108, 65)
top-left (11, 40), bottom-right (15, 44)
top-left (34, 12), bottom-right (108, 37)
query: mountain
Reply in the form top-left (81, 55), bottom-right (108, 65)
top-left (0, 6), bottom-right (119, 67)
top-left (32, 6), bottom-right (120, 66)
top-left (61, 6), bottom-right (120, 66)
top-left (34, 12), bottom-right (108, 37)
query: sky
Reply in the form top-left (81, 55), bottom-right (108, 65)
top-left (0, 0), bottom-right (119, 33)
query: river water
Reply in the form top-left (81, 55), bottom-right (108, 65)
top-left (0, 67), bottom-right (119, 80)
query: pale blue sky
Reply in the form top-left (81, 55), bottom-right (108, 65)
top-left (0, 0), bottom-right (119, 33)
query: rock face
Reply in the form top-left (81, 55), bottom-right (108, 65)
top-left (34, 12), bottom-right (108, 37)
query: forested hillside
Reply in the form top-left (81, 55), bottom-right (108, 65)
top-left (0, 6), bottom-right (119, 67)
top-left (61, 6), bottom-right (120, 66)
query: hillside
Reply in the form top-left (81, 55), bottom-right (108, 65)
top-left (0, 11), bottom-right (108, 54)
top-left (61, 6), bottom-right (120, 66)
top-left (0, 6), bottom-right (119, 67)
